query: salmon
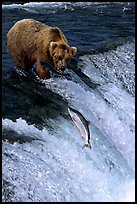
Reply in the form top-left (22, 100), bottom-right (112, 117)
top-left (68, 107), bottom-right (91, 148)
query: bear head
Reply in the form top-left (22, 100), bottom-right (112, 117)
top-left (49, 41), bottom-right (77, 73)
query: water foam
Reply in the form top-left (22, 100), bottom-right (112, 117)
top-left (2, 117), bottom-right (135, 202)
top-left (41, 76), bottom-right (135, 171)
top-left (2, 118), bottom-right (48, 141)
top-left (80, 41), bottom-right (135, 96)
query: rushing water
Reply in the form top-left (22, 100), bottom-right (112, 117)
top-left (2, 2), bottom-right (135, 202)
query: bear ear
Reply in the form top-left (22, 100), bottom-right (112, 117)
top-left (52, 27), bottom-right (60, 35)
top-left (71, 46), bottom-right (77, 56)
top-left (49, 41), bottom-right (58, 56)
top-left (52, 27), bottom-right (68, 43)
top-left (51, 27), bottom-right (62, 40)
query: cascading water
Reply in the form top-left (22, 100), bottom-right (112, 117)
top-left (2, 2), bottom-right (135, 202)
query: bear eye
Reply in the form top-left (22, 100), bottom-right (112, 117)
top-left (58, 56), bottom-right (63, 60)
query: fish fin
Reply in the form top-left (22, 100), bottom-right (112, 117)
top-left (86, 120), bottom-right (91, 125)
top-left (82, 143), bottom-right (92, 149)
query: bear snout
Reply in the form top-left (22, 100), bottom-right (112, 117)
top-left (54, 59), bottom-right (67, 73)
top-left (61, 66), bottom-right (65, 72)
top-left (55, 66), bottom-right (66, 74)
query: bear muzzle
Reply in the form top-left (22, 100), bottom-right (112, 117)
top-left (60, 66), bottom-right (65, 71)
top-left (54, 59), bottom-right (67, 73)
top-left (55, 67), bottom-right (66, 74)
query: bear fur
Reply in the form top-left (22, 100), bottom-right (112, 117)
top-left (6, 19), bottom-right (77, 79)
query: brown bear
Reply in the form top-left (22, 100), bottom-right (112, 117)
top-left (6, 19), bottom-right (77, 79)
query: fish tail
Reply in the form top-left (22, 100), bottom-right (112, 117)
top-left (82, 143), bottom-right (92, 149)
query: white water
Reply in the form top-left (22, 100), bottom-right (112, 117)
top-left (2, 2), bottom-right (132, 14)
top-left (2, 41), bottom-right (135, 201)
top-left (1, 2), bottom-right (112, 9)
top-left (2, 114), bottom-right (135, 202)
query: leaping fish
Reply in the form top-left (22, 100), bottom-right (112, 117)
top-left (68, 107), bottom-right (91, 149)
